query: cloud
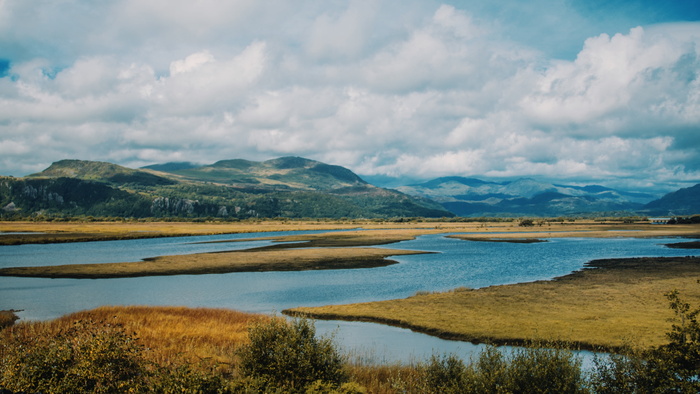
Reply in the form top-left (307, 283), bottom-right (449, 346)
top-left (0, 1), bottom-right (698, 193)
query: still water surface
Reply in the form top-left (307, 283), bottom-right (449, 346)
top-left (0, 231), bottom-right (695, 362)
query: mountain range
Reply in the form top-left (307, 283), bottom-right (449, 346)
top-left (0, 157), bottom-right (450, 219)
top-left (0, 157), bottom-right (698, 219)
top-left (396, 177), bottom-right (672, 217)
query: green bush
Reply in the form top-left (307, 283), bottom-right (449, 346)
top-left (423, 353), bottom-right (469, 393)
top-left (421, 346), bottom-right (586, 393)
top-left (0, 319), bottom-right (147, 393)
top-left (237, 317), bottom-right (347, 393)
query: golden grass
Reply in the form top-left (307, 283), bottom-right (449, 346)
top-left (287, 256), bottom-right (700, 352)
top-left (8, 306), bottom-right (271, 373)
top-left (0, 247), bottom-right (425, 278)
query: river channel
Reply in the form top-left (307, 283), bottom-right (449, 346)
top-left (0, 231), bottom-right (696, 363)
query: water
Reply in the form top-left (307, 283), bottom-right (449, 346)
top-left (0, 232), bottom-right (695, 363)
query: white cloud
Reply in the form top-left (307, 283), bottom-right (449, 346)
top-left (0, 1), bottom-right (698, 193)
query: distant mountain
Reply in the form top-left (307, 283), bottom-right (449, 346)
top-left (397, 176), bottom-right (656, 217)
top-left (641, 183), bottom-right (700, 216)
top-left (141, 162), bottom-right (198, 172)
top-left (2, 157), bottom-right (452, 219)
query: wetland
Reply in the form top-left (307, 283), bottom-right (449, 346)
top-left (1, 219), bottom-right (699, 359)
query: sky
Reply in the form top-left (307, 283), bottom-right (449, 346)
top-left (1, 0), bottom-right (700, 193)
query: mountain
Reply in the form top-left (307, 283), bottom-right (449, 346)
top-left (161, 157), bottom-right (367, 191)
top-left (396, 176), bottom-right (655, 217)
top-left (641, 183), bottom-right (700, 216)
top-left (1, 157), bottom-right (452, 219)
top-left (32, 159), bottom-right (176, 186)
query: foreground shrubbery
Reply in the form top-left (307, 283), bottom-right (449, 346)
top-left (3, 291), bottom-right (700, 393)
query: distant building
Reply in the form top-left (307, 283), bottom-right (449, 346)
top-left (649, 217), bottom-right (671, 224)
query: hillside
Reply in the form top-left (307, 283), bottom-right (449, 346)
top-left (397, 177), bottom-right (654, 217)
top-left (1, 157), bottom-right (451, 219)
top-left (157, 157), bottom-right (367, 191)
top-left (641, 183), bottom-right (700, 216)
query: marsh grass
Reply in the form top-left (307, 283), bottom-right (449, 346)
top-left (57, 306), bottom-right (270, 373)
top-left (287, 256), bottom-right (700, 351)
top-left (0, 247), bottom-right (425, 278)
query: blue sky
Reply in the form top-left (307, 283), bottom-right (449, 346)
top-left (0, 0), bottom-right (699, 193)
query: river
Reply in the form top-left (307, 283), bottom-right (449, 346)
top-left (0, 231), bottom-right (695, 363)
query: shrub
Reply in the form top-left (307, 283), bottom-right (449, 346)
top-left (519, 219), bottom-right (535, 227)
top-left (423, 353), bottom-right (469, 393)
top-left (237, 317), bottom-right (347, 392)
top-left (0, 319), bottom-right (147, 393)
top-left (420, 346), bottom-right (586, 393)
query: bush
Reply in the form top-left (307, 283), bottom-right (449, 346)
top-left (421, 346), bottom-right (586, 393)
top-left (237, 317), bottom-right (347, 392)
top-left (423, 353), bottom-right (469, 393)
top-left (0, 319), bottom-right (147, 393)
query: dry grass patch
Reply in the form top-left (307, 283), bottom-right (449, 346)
top-left (9, 306), bottom-right (270, 374)
top-left (286, 256), bottom-right (700, 352)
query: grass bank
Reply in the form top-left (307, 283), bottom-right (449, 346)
top-left (285, 255), bottom-right (700, 352)
top-left (0, 247), bottom-right (426, 278)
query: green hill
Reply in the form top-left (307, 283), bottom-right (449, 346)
top-left (29, 159), bottom-right (176, 186)
top-left (2, 157), bottom-right (452, 219)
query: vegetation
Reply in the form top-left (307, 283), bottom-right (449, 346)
top-left (0, 246), bottom-right (425, 278)
top-left (3, 296), bottom-right (700, 393)
top-left (237, 317), bottom-right (347, 392)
